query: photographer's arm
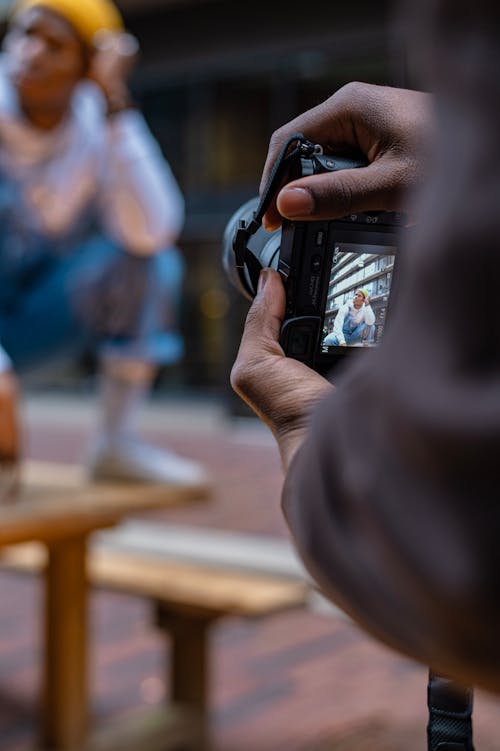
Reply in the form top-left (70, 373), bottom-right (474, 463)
top-left (234, 71), bottom-right (500, 691)
top-left (260, 82), bottom-right (434, 229)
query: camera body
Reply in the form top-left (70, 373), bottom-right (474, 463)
top-left (223, 140), bottom-right (403, 376)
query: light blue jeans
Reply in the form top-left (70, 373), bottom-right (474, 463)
top-left (0, 232), bottom-right (185, 373)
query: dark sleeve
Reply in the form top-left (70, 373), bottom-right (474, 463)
top-left (282, 0), bottom-right (500, 693)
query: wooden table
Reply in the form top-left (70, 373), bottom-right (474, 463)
top-left (0, 460), bottom-right (210, 751)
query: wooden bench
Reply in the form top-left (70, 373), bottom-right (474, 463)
top-left (0, 540), bottom-right (310, 750)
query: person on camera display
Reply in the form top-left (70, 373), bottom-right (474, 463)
top-left (231, 0), bottom-right (500, 694)
top-left (323, 288), bottom-right (375, 347)
top-left (0, 0), bottom-right (208, 488)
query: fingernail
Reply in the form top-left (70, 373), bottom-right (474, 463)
top-left (258, 268), bottom-right (270, 293)
top-left (278, 187), bottom-right (315, 217)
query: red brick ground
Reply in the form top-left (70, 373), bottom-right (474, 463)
top-left (0, 398), bottom-right (499, 750)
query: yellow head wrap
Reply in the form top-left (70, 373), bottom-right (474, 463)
top-left (12, 0), bottom-right (124, 46)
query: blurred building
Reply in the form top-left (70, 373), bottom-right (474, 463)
top-left (0, 0), bottom-right (404, 403)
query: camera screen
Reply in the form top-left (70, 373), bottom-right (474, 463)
top-left (321, 241), bottom-right (396, 350)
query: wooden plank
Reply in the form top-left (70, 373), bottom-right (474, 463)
top-left (91, 550), bottom-right (308, 617)
top-left (0, 543), bottom-right (309, 618)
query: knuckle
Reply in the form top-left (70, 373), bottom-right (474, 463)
top-left (229, 360), bottom-right (245, 393)
top-left (332, 80), bottom-right (366, 109)
top-left (322, 174), bottom-right (354, 216)
top-left (268, 126), bottom-right (290, 153)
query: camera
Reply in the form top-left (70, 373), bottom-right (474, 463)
top-left (222, 135), bottom-right (403, 376)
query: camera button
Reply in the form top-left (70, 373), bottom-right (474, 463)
top-left (315, 230), bottom-right (325, 246)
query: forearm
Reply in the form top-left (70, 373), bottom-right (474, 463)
top-left (102, 111), bottom-right (185, 254)
top-left (364, 305), bottom-right (375, 325)
top-left (332, 309), bottom-right (346, 343)
top-left (281, 356), bottom-right (500, 691)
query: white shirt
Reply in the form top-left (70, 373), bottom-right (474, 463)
top-left (332, 299), bottom-right (375, 345)
top-left (0, 59), bottom-right (184, 254)
top-left (0, 60), bottom-right (185, 371)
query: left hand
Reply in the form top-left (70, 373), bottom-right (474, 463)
top-left (0, 371), bottom-right (20, 502)
top-left (88, 31), bottom-right (139, 113)
top-left (231, 268), bottom-right (334, 469)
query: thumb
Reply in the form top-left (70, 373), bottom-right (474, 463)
top-left (240, 268), bottom-right (286, 351)
top-left (231, 268), bottom-right (286, 399)
top-left (276, 159), bottom-right (406, 221)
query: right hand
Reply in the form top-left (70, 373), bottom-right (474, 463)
top-left (0, 371), bottom-right (20, 501)
top-left (88, 31), bottom-right (139, 114)
top-left (260, 82), bottom-right (434, 230)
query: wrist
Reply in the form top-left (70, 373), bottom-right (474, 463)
top-left (277, 427), bottom-right (308, 472)
top-left (103, 84), bottom-right (135, 117)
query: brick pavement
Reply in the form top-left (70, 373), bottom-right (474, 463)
top-left (0, 393), bottom-right (499, 750)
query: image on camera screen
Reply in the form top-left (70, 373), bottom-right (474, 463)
top-left (321, 242), bottom-right (396, 350)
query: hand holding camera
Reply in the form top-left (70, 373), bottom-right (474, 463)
top-left (231, 267), bottom-right (334, 470)
top-left (260, 81), bottom-right (433, 230)
top-left (229, 83), bottom-right (433, 466)
top-left (224, 133), bottom-right (401, 373)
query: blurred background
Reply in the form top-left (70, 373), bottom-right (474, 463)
top-left (5, 3), bottom-right (500, 751)
top-left (0, 0), bottom-right (408, 412)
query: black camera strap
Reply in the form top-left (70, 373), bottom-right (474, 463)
top-left (252, 132), bottom-right (309, 226)
top-left (427, 671), bottom-right (475, 751)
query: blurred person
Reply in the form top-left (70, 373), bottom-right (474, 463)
top-left (323, 288), bottom-right (375, 347)
top-left (0, 0), bottom-right (208, 488)
top-left (231, 0), bottom-right (500, 695)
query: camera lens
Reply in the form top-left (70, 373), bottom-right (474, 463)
top-left (222, 197), bottom-right (281, 300)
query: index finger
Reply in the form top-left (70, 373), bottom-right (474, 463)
top-left (259, 82), bottom-right (386, 229)
top-left (259, 113), bottom-right (337, 230)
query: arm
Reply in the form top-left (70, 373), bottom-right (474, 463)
top-left (0, 369), bottom-right (20, 501)
top-left (100, 112), bottom-right (185, 254)
top-left (331, 303), bottom-right (347, 344)
top-left (232, 78), bottom-right (500, 692)
top-left (363, 302), bottom-right (375, 326)
top-left (89, 32), bottom-right (184, 255)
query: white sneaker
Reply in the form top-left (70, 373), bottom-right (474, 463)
top-left (87, 437), bottom-right (211, 488)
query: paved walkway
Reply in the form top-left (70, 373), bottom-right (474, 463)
top-left (1, 391), bottom-right (499, 750)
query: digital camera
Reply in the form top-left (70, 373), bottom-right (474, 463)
top-left (222, 135), bottom-right (403, 376)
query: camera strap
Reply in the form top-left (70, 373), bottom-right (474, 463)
top-left (233, 132), bottom-right (312, 270)
top-left (427, 671), bottom-right (475, 751)
top-left (252, 132), bottom-right (309, 226)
